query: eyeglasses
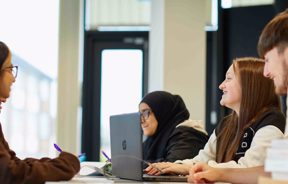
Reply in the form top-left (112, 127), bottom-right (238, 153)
top-left (140, 109), bottom-right (152, 121)
top-left (1, 65), bottom-right (18, 79)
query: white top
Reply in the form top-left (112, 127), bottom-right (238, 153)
top-left (175, 125), bottom-right (284, 168)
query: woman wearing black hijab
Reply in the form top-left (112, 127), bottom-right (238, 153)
top-left (139, 91), bottom-right (208, 163)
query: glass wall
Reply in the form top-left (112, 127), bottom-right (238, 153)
top-left (0, 0), bottom-right (59, 158)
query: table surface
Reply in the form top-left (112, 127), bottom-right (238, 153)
top-left (45, 162), bottom-right (229, 184)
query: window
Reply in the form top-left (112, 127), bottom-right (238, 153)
top-left (0, 0), bottom-right (59, 158)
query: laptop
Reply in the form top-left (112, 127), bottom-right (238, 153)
top-left (110, 112), bottom-right (187, 182)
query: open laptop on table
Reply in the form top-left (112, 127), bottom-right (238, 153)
top-left (110, 112), bottom-right (187, 182)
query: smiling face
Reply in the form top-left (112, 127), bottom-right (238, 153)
top-left (0, 51), bottom-right (15, 111)
top-left (219, 64), bottom-right (242, 114)
top-left (263, 47), bottom-right (288, 95)
top-left (139, 102), bottom-right (158, 136)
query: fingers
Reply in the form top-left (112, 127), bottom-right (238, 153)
top-left (187, 163), bottom-right (209, 183)
top-left (144, 165), bottom-right (154, 174)
top-left (144, 162), bottom-right (172, 175)
top-left (161, 163), bottom-right (190, 175)
top-left (190, 163), bottom-right (207, 174)
top-left (145, 167), bottom-right (162, 175)
top-left (144, 162), bottom-right (191, 176)
top-left (144, 164), bottom-right (161, 175)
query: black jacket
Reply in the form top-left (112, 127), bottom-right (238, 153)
top-left (163, 123), bottom-right (209, 162)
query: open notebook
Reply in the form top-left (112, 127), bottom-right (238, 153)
top-left (110, 112), bottom-right (187, 182)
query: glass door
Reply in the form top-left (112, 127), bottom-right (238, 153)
top-left (82, 31), bottom-right (148, 161)
top-left (100, 49), bottom-right (143, 158)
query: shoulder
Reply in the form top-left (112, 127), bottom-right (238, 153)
top-left (167, 120), bottom-right (208, 143)
top-left (252, 108), bottom-right (286, 133)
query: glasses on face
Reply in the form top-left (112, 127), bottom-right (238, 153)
top-left (1, 65), bottom-right (18, 79)
top-left (140, 109), bottom-right (152, 121)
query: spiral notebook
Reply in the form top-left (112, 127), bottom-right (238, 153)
top-left (110, 112), bottom-right (187, 182)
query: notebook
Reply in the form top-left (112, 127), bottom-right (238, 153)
top-left (110, 112), bottom-right (187, 182)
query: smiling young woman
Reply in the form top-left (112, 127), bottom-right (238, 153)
top-left (0, 41), bottom-right (80, 184)
top-left (139, 91), bottom-right (208, 163)
top-left (144, 57), bottom-right (286, 176)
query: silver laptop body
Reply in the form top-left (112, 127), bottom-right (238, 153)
top-left (110, 112), bottom-right (187, 182)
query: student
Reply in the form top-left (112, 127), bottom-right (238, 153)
top-left (187, 9), bottom-right (288, 184)
top-left (145, 57), bottom-right (286, 176)
top-left (0, 41), bottom-right (80, 184)
top-left (139, 91), bottom-right (208, 162)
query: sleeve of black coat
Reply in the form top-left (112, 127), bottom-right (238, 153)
top-left (164, 126), bottom-right (209, 162)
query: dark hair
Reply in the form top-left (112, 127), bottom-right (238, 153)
top-left (140, 91), bottom-right (190, 133)
top-left (216, 57), bottom-right (280, 162)
top-left (258, 9), bottom-right (288, 58)
top-left (0, 41), bottom-right (10, 69)
top-left (140, 91), bottom-right (190, 161)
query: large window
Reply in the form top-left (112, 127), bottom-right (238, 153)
top-left (0, 0), bottom-right (59, 158)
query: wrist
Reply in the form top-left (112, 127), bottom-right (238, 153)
top-left (217, 168), bottom-right (228, 181)
top-left (183, 164), bottom-right (193, 175)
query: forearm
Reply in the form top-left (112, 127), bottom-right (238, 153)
top-left (0, 151), bottom-right (80, 184)
top-left (218, 166), bottom-right (268, 184)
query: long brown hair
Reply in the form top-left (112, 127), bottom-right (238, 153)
top-left (216, 57), bottom-right (280, 162)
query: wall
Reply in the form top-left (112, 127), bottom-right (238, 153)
top-left (57, 0), bottom-right (83, 153)
top-left (149, 0), bottom-right (207, 121)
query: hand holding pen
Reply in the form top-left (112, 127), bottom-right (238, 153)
top-left (54, 143), bottom-right (86, 162)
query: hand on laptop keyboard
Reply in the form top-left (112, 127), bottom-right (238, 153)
top-left (143, 161), bottom-right (164, 175)
top-left (144, 162), bottom-right (191, 176)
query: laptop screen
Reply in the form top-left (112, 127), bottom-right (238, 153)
top-left (110, 112), bottom-right (144, 181)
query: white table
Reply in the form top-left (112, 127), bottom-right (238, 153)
top-left (46, 175), bottom-right (185, 183)
top-left (45, 162), bottom-right (228, 184)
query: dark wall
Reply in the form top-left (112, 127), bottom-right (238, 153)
top-left (205, 5), bottom-right (280, 134)
top-left (223, 5), bottom-right (275, 66)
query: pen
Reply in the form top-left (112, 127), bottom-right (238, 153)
top-left (54, 143), bottom-right (86, 162)
top-left (54, 143), bottom-right (63, 153)
top-left (101, 150), bottom-right (111, 162)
